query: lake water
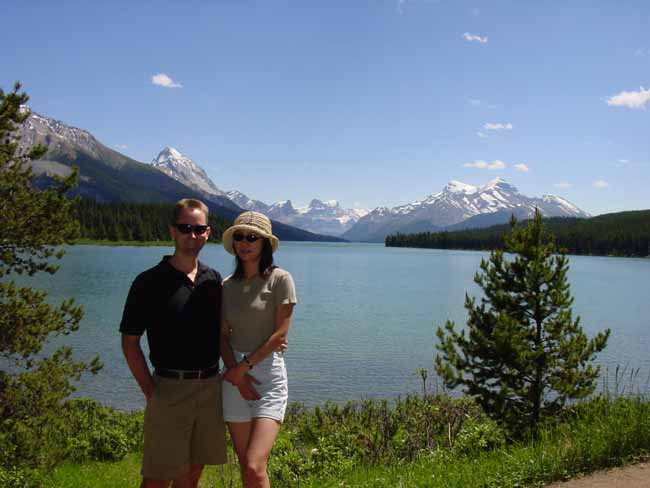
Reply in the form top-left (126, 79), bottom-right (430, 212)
top-left (14, 242), bottom-right (650, 411)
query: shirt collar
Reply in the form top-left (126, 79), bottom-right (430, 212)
top-left (160, 255), bottom-right (208, 279)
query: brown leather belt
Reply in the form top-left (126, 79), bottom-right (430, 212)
top-left (154, 364), bottom-right (220, 380)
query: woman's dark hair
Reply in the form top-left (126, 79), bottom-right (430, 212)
top-left (232, 238), bottom-right (276, 280)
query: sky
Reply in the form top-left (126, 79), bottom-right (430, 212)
top-left (1, 0), bottom-right (649, 215)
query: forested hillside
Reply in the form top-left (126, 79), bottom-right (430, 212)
top-left (76, 200), bottom-right (231, 242)
top-left (385, 210), bottom-right (650, 257)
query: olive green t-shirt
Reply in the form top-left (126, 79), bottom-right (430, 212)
top-left (222, 268), bottom-right (297, 352)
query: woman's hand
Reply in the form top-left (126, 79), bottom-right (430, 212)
top-left (237, 375), bottom-right (261, 401)
top-left (223, 363), bottom-right (247, 386)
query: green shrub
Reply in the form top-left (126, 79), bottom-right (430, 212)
top-left (0, 397), bottom-right (143, 479)
top-left (60, 399), bottom-right (143, 462)
top-left (452, 415), bottom-right (506, 455)
top-left (0, 465), bottom-right (43, 488)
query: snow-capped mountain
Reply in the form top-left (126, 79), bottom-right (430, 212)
top-left (14, 109), bottom-right (239, 210)
top-left (227, 192), bottom-right (368, 236)
top-left (225, 190), bottom-right (270, 213)
top-left (343, 178), bottom-right (590, 242)
top-left (266, 199), bottom-right (368, 236)
top-left (150, 150), bottom-right (365, 235)
top-left (151, 147), bottom-right (226, 197)
top-left (19, 108), bottom-right (103, 159)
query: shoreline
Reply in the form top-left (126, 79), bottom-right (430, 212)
top-left (73, 239), bottom-right (222, 247)
top-left (385, 244), bottom-right (650, 259)
top-left (74, 239), bottom-right (649, 259)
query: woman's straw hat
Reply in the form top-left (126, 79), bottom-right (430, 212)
top-left (222, 211), bottom-right (280, 255)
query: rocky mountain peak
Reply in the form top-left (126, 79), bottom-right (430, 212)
top-left (444, 180), bottom-right (478, 194)
top-left (269, 200), bottom-right (296, 212)
top-left (480, 177), bottom-right (516, 192)
top-left (150, 147), bottom-right (224, 196)
top-left (308, 198), bottom-right (339, 209)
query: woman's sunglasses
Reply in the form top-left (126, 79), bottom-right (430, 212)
top-left (173, 224), bottom-right (210, 235)
top-left (233, 233), bottom-right (260, 243)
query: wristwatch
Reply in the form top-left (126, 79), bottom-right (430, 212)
top-left (242, 355), bottom-right (253, 369)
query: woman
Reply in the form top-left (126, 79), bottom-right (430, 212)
top-left (220, 211), bottom-right (297, 488)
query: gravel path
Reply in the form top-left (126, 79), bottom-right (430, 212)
top-left (547, 462), bottom-right (650, 487)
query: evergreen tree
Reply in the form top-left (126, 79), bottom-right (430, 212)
top-left (0, 83), bottom-right (101, 469)
top-left (434, 210), bottom-right (610, 434)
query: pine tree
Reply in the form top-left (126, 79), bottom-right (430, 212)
top-left (0, 83), bottom-right (101, 469)
top-left (435, 210), bottom-right (610, 434)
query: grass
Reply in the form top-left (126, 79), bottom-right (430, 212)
top-left (48, 453), bottom-right (242, 488)
top-left (305, 396), bottom-right (650, 487)
top-left (43, 395), bottom-right (650, 488)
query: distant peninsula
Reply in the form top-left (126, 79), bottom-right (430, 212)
top-left (385, 209), bottom-right (650, 258)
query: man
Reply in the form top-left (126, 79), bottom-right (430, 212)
top-left (120, 198), bottom-right (232, 487)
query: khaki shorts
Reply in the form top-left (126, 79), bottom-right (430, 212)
top-left (142, 374), bottom-right (227, 481)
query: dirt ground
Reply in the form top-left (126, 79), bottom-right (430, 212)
top-left (547, 462), bottom-right (650, 487)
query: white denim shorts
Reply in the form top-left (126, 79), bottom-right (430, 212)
top-left (222, 350), bottom-right (288, 423)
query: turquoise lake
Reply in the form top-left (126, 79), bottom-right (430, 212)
top-left (18, 242), bottom-right (650, 410)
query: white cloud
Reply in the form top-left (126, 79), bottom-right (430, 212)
top-left (151, 73), bottom-right (183, 89)
top-left (463, 159), bottom-right (506, 170)
top-left (468, 98), bottom-right (497, 109)
top-left (554, 182), bottom-right (572, 189)
top-left (463, 32), bottom-right (488, 44)
top-left (605, 86), bottom-right (650, 109)
top-left (477, 131), bottom-right (488, 138)
top-left (484, 122), bottom-right (513, 131)
top-left (593, 180), bottom-right (609, 189)
top-left (116, 144), bottom-right (128, 150)
top-left (617, 159), bottom-right (629, 164)
top-left (514, 163), bottom-right (529, 172)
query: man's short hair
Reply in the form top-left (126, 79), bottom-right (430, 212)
top-left (173, 198), bottom-right (209, 222)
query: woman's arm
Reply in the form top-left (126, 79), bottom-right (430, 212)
top-left (221, 317), bottom-right (261, 400)
top-left (223, 303), bottom-right (294, 385)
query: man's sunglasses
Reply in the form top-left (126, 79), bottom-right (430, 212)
top-left (233, 233), bottom-right (261, 243)
top-left (173, 224), bottom-right (210, 235)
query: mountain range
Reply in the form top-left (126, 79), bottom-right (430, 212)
top-left (152, 147), bottom-right (589, 242)
top-left (17, 109), bottom-right (590, 244)
top-left (148, 147), bottom-right (589, 242)
top-left (152, 146), bottom-right (368, 236)
top-left (227, 192), bottom-right (369, 236)
top-left (341, 179), bottom-right (590, 242)
top-left (16, 110), bottom-right (343, 243)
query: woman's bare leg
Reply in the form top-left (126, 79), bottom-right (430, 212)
top-left (228, 421), bottom-right (252, 482)
top-left (242, 418), bottom-right (281, 488)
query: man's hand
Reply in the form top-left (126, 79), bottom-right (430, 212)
top-left (142, 381), bottom-right (155, 402)
top-left (278, 338), bottom-right (288, 354)
top-left (122, 335), bottom-right (155, 404)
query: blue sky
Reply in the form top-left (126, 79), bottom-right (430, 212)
top-left (1, 0), bottom-right (648, 215)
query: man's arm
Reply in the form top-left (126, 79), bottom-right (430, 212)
top-left (121, 334), bottom-right (155, 401)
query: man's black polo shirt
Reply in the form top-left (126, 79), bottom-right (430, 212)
top-left (119, 256), bottom-right (222, 370)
